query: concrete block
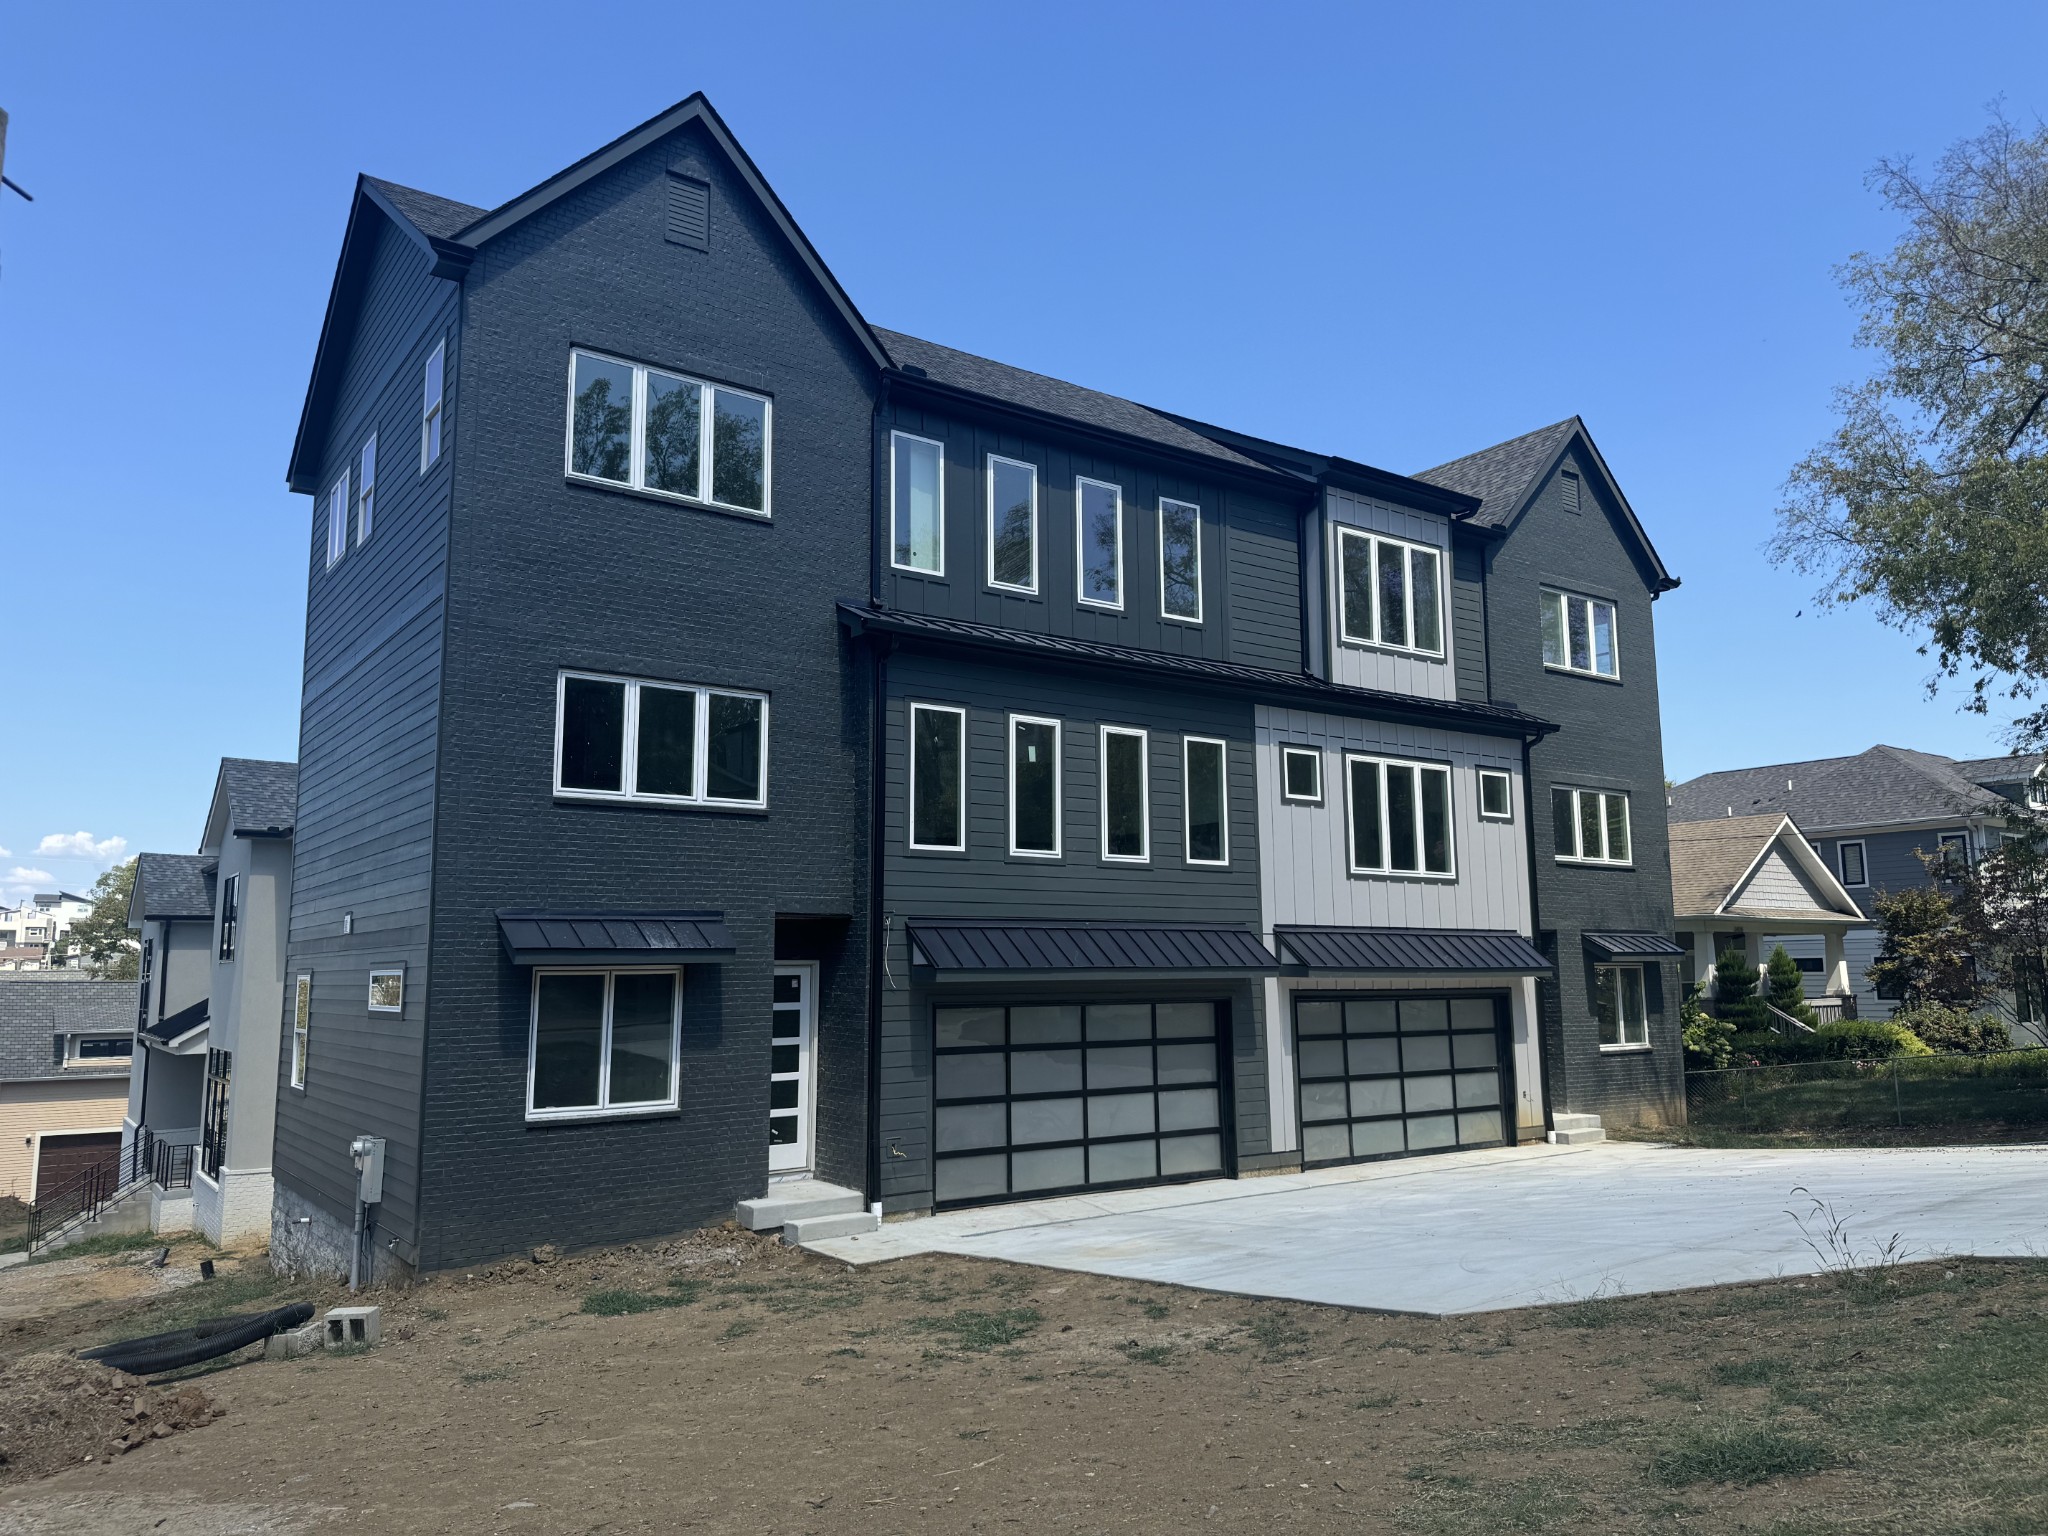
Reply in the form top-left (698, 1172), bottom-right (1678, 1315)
top-left (264, 1322), bottom-right (324, 1360)
top-left (322, 1306), bottom-right (382, 1347)
top-left (737, 1180), bottom-right (864, 1231)
top-left (783, 1210), bottom-right (880, 1246)
top-left (1548, 1125), bottom-right (1607, 1145)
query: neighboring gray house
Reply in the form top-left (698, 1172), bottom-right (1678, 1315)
top-left (1669, 745), bottom-right (2047, 1038)
top-left (0, 975), bottom-right (133, 1202)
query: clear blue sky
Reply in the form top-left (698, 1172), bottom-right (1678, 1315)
top-left (3, 1), bottom-right (2043, 901)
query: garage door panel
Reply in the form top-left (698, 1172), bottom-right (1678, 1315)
top-left (1459, 1109), bottom-right (1504, 1143)
top-left (1011, 1048), bottom-right (1082, 1094)
top-left (1299, 1038), bottom-right (1347, 1077)
top-left (1350, 1079), bottom-right (1402, 1118)
top-left (1086, 1005), bottom-right (1152, 1041)
top-left (936, 1052), bottom-right (1005, 1099)
top-left (1347, 1037), bottom-right (1399, 1075)
top-left (1011, 1005), bottom-right (1081, 1043)
top-left (1013, 1145), bottom-right (1085, 1191)
top-left (1347, 1000), bottom-right (1398, 1034)
top-left (1089, 1140), bottom-right (1158, 1184)
top-left (1161, 1133), bottom-right (1223, 1177)
top-left (1455, 1071), bottom-right (1500, 1108)
top-left (1088, 1093), bottom-right (1156, 1139)
top-left (1295, 991), bottom-right (1510, 1169)
top-left (936, 1103), bottom-right (1008, 1152)
top-left (1087, 1046), bottom-right (1153, 1089)
top-left (1401, 1036), bottom-right (1452, 1073)
top-left (1400, 999), bottom-right (1450, 1032)
top-left (936, 1153), bottom-right (1008, 1204)
top-left (1452, 1032), bottom-right (1497, 1069)
top-left (1351, 1120), bottom-right (1406, 1158)
top-left (1158, 1087), bottom-right (1219, 1132)
top-left (1408, 1114), bottom-right (1458, 1149)
top-left (937, 1007), bottom-right (1005, 1046)
top-left (1012, 1097), bottom-right (1084, 1144)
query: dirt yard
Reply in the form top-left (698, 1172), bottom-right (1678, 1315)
top-left (0, 1227), bottom-right (2043, 1536)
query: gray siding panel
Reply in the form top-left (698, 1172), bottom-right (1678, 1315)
top-left (1451, 538), bottom-right (1489, 703)
top-left (1321, 489), bottom-right (1459, 701)
top-left (1225, 494), bottom-right (1303, 670)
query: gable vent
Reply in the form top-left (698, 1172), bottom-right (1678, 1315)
top-left (1560, 470), bottom-right (1581, 513)
top-left (666, 173), bottom-right (709, 251)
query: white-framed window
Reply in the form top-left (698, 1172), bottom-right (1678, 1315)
top-left (908, 702), bottom-right (967, 852)
top-left (1100, 726), bottom-right (1150, 863)
top-left (1158, 497), bottom-right (1202, 623)
top-left (987, 454), bottom-right (1037, 593)
top-left (357, 434), bottom-right (377, 545)
top-left (567, 348), bottom-right (771, 516)
top-left (1553, 787), bottom-right (1632, 865)
top-left (217, 874), bottom-right (240, 961)
top-left (1478, 768), bottom-right (1514, 822)
top-left (1008, 714), bottom-right (1062, 857)
top-left (290, 973), bottom-right (311, 1090)
top-left (555, 670), bottom-right (769, 809)
top-left (368, 966), bottom-right (404, 1014)
top-left (891, 431), bottom-right (944, 574)
top-left (1333, 525), bottom-right (1443, 656)
top-left (1837, 839), bottom-right (1868, 887)
top-left (421, 339), bottom-right (444, 471)
top-left (527, 969), bottom-right (681, 1120)
top-left (1280, 745), bottom-right (1323, 805)
top-left (325, 469), bottom-right (350, 570)
top-left (1595, 964), bottom-right (1650, 1048)
top-left (1184, 736), bottom-right (1229, 866)
top-left (1076, 477), bottom-right (1124, 610)
top-left (1344, 754), bottom-right (1455, 877)
top-left (65, 1035), bottom-right (133, 1066)
top-left (1541, 589), bottom-right (1619, 678)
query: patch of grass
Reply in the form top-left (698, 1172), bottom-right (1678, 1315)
top-left (1403, 1465), bottom-right (1475, 1489)
top-left (90, 1260), bottom-right (295, 1346)
top-left (1354, 1392), bottom-right (1398, 1410)
top-left (1646, 1379), bottom-right (1703, 1402)
top-left (713, 1278), bottom-right (858, 1316)
top-left (1117, 1339), bottom-right (1177, 1367)
top-left (417, 1306), bottom-right (449, 1322)
top-left (719, 1318), bottom-right (758, 1342)
top-left (1713, 1357), bottom-right (1789, 1387)
top-left (30, 1229), bottom-right (172, 1264)
top-left (907, 1306), bottom-right (1042, 1353)
top-left (1649, 1420), bottom-right (1833, 1486)
top-left (956, 1429), bottom-right (988, 1440)
top-left (458, 1367), bottom-right (515, 1386)
top-left (581, 1287), bottom-right (699, 1317)
top-left (1246, 1312), bottom-right (1309, 1361)
top-left (827, 1346), bottom-right (862, 1358)
top-left (1121, 1296), bottom-right (1171, 1320)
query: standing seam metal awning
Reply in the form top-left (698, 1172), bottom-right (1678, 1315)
top-left (1584, 932), bottom-right (1688, 960)
top-left (1275, 927), bottom-right (1553, 975)
top-left (497, 911), bottom-right (735, 967)
top-left (907, 921), bottom-right (1280, 978)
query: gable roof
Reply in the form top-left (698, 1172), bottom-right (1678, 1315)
top-left (1669, 814), bottom-right (1864, 924)
top-left (208, 758), bottom-right (298, 842)
top-left (1669, 744), bottom-right (2018, 831)
top-left (1413, 416), bottom-right (1677, 593)
top-left (129, 853), bottom-right (214, 924)
top-left (0, 977), bottom-right (135, 1082)
top-left (1950, 752), bottom-right (2047, 786)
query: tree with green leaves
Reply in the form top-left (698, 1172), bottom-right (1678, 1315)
top-left (66, 860), bottom-right (139, 980)
top-left (1938, 817), bottom-right (2048, 1022)
top-left (1867, 882), bottom-right (1993, 1010)
top-left (1772, 114), bottom-right (2048, 744)
top-left (1765, 945), bottom-right (1819, 1026)
top-left (1712, 947), bottom-right (1769, 1030)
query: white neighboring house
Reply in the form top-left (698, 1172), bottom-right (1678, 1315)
top-left (0, 891), bottom-right (96, 970)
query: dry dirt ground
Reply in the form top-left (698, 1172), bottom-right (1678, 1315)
top-left (0, 1228), bottom-right (2043, 1536)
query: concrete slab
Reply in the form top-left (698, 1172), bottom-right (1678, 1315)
top-left (808, 1141), bottom-right (2048, 1314)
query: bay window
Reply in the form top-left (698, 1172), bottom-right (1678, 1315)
top-left (567, 349), bottom-right (770, 515)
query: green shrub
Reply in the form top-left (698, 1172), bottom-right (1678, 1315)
top-left (1892, 1002), bottom-right (2014, 1055)
top-left (1729, 1031), bottom-right (1828, 1065)
top-left (1812, 1018), bottom-right (1934, 1060)
top-left (1765, 947), bottom-right (1820, 1026)
top-left (1681, 985), bottom-right (1736, 1068)
top-left (1713, 949), bottom-right (1771, 1030)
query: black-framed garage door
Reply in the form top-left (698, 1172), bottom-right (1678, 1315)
top-left (933, 1001), bottom-right (1228, 1207)
top-left (1295, 993), bottom-right (1508, 1166)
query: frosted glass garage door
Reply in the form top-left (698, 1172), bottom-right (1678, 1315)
top-left (1295, 994), bottom-right (1506, 1166)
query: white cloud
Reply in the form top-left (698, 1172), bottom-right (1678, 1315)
top-left (0, 845), bottom-right (9, 858)
top-left (35, 832), bottom-right (128, 863)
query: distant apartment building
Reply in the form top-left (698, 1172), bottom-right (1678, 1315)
top-left (0, 891), bottom-right (96, 971)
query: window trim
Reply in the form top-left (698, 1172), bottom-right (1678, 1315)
top-left (1183, 734), bottom-right (1231, 868)
top-left (553, 670), bottom-right (770, 811)
top-left (1541, 588), bottom-right (1621, 679)
top-left (985, 453), bottom-right (1038, 594)
top-left (907, 702), bottom-right (968, 853)
top-left (64, 1034), bottom-right (134, 1067)
top-left (1477, 768), bottom-right (1514, 822)
top-left (1098, 725), bottom-right (1151, 865)
top-left (524, 967), bottom-right (683, 1123)
top-left (357, 433), bottom-right (377, 546)
top-left (1157, 496), bottom-right (1203, 625)
top-left (889, 429), bottom-right (946, 575)
top-left (367, 966), bottom-right (405, 1015)
top-left (290, 973), bottom-right (310, 1090)
top-left (1075, 476), bottom-right (1125, 612)
top-left (1279, 745), bottom-right (1323, 806)
top-left (325, 469), bottom-right (349, 570)
top-left (1595, 962), bottom-right (1652, 1050)
top-left (1553, 786), bottom-right (1633, 866)
top-left (1936, 831), bottom-right (1971, 870)
top-left (1007, 712), bottom-right (1063, 859)
top-left (420, 339), bottom-right (444, 473)
top-left (1836, 838), bottom-right (1869, 888)
top-left (1342, 753), bottom-right (1457, 879)
top-left (564, 347), bottom-right (773, 518)
top-left (1331, 524), bottom-right (1446, 658)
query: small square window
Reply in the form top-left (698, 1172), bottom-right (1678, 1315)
top-left (1478, 769), bottom-right (1513, 821)
top-left (1280, 746), bottom-right (1322, 804)
top-left (368, 967), bottom-right (404, 1013)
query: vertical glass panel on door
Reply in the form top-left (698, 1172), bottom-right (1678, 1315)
top-left (570, 353), bottom-right (634, 484)
top-left (560, 677), bottom-right (627, 792)
top-left (710, 390), bottom-right (767, 511)
top-left (635, 685), bottom-right (697, 797)
top-left (641, 372), bottom-right (702, 497)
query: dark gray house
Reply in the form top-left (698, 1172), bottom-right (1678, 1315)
top-left (276, 94), bottom-right (1683, 1274)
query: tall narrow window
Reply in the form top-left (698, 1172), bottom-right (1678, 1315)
top-left (528, 970), bottom-right (680, 1119)
top-left (909, 704), bottom-right (966, 851)
top-left (1077, 478), bottom-right (1123, 610)
top-left (1595, 964), bottom-right (1649, 1047)
top-left (357, 435), bottom-right (377, 545)
top-left (1333, 526), bottom-right (1443, 656)
top-left (1009, 715), bottom-right (1061, 857)
top-left (1345, 755), bottom-right (1454, 876)
top-left (1837, 840), bottom-right (1868, 887)
top-left (1159, 498), bottom-right (1202, 622)
top-left (987, 456), bottom-right (1037, 592)
top-left (1552, 787), bottom-right (1632, 864)
top-left (421, 340), bottom-right (444, 470)
top-left (217, 875), bottom-right (239, 961)
top-left (705, 693), bottom-right (765, 801)
top-left (566, 349), bottom-right (771, 514)
top-left (1541, 590), bottom-right (1619, 678)
top-left (1184, 737), bottom-right (1228, 866)
top-left (1100, 727), bottom-right (1149, 862)
top-left (555, 672), bottom-right (768, 808)
top-left (290, 974), bottom-right (311, 1090)
top-left (642, 371), bottom-right (702, 497)
top-left (892, 432), bottom-right (944, 574)
top-left (325, 470), bottom-right (349, 569)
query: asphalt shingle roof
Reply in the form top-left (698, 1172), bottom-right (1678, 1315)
top-left (363, 177), bottom-right (488, 241)
top-left (133, 853), bottom-right (214, 921)
top-left (1950, 752), bottom-right (2045, 786)
top-left (0, 977), bottom-right (134, 1082)
top-left (1411, 419), bottom-right (1581, 528)
top-left (1668, 746), bottom-right (2015, 832)
top-left (219, 758), bottom-right (298, 837)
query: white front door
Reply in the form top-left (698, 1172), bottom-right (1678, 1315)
top-left (768, 964), bottom-right (815, 1174)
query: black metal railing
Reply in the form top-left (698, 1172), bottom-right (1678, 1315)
top-left (128, 1128), bottom-right (194, 1191)
top-left (25, 1160), bottom-right (116, 1253)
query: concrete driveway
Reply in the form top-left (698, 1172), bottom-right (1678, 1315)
top-left (809, 1140), bottom-right (2048, 1314)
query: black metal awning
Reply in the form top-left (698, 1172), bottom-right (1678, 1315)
top-left (497, 911), bottom-right (735, 967)
top-left (907, 920), bottom-right (1280, 982)
top-left (1275, 927), bottom-right (1553, 976)
top-left (1584, 932), bottom-right (1688, 960)
top-left (143, 997), bottom-right (209, 1047)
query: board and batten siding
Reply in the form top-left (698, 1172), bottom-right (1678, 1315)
top-left (1319, 489), bottom-right (1459, 701)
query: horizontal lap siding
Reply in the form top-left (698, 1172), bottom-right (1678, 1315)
top-left (276, 213), bottom-right (457, 1260)
top-left (1225, 495), bottom-right (1302, 670)
top-left (1452, 538), bottom-right (1489, 704)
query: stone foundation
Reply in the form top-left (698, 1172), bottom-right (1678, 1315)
top-left (269, 1180), bottom-right (412, 1287)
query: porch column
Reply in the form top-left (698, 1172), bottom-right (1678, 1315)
top-left (1823, 927), bottom-right (1850, 998)
top-left (1744, 930), bottom-right (1767, 979)
top-left (1695, 929), bottom-right (1721, 1001)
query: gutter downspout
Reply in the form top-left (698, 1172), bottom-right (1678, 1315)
top-left (863, 378), bottom-right (890, 1211)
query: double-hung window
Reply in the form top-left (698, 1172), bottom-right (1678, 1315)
top-left (1158, 498), bottom-right (1202, 622)
top-left (1280, 745), bottom-right (1323, 804)
top-left (909, 703), bottom-right (967, 851)
top-left (567, 349), bottom-right (771, 515)
top-left (1184, 736), bottom-right (1229, 866)
top-left (1553, 787), bottom-right (1632, 865)
top-left (892, 432), bottom-right (945, 574)
top-left (1837, 839), bottom-right (1868, 887)
top-left (1477, 768), bottom-right (1513, 822)
top-left (1009, 715), bottom-right (1062, 857)
top-left (555, 671), bottom-right (768, 809)
top-left (290, 974), bottom-right (311, 1090)
top-left (1344, 755), bottom-right (1455, 877)
top-left (1077, 478), bottom-right (1124, 610)
top-left (1541, 589), bottom-right (1619, 678)
top-left (987, 455), bottom-right (1037, 592)
top-left (1334, 526), bottom-right (1443, 655)
top-left (1100, 726), bottom-right (1149, 862)
top-left (325, 470), bottom-right (349, 569)
top-left (217, 875), bottom-right (239, 961)
top-left (421, 340), bottom-right (444, 470)
top-left (528, 969), bottom-right (681, 1119)
top-left (1594, 964), bottom-right (1650, 1048)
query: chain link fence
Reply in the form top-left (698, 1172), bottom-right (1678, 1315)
top-left (1686, 1048), bottom-right (2048, 1133)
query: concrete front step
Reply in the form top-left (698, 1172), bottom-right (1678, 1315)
top-left (783, 1210), bottom-right (881, 1246)
top-left (1550, 1113), bottom-right (1602, 1132)
top-left (1547, 1112), bottom-right (1606, 1146)
top-left (736, 1180), bottom-right (865, 1232)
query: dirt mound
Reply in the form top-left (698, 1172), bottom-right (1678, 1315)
top-left (0, 1352), bottom-right (219, 1485)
